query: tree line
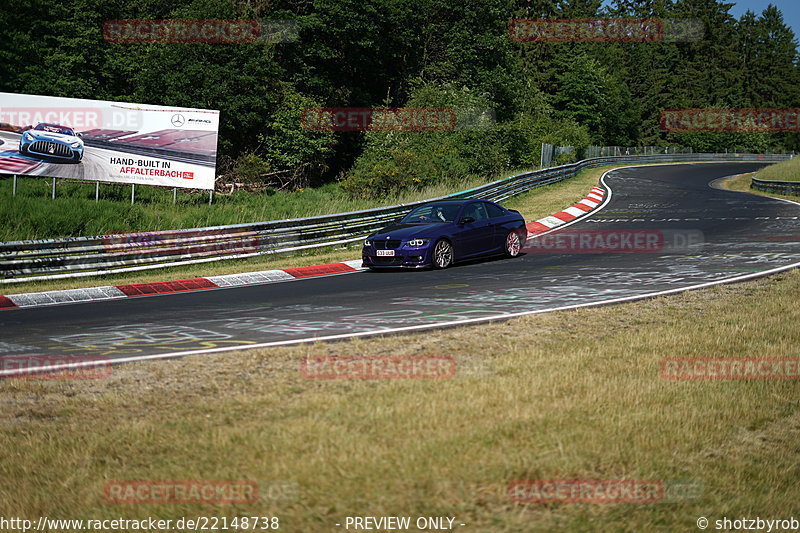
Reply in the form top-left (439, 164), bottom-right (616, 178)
top-left (1, 0), bottom-right (798, 197)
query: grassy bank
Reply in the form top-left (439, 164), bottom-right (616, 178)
top-left (1, 262), bottom-right (797, 531)
top-left (0, 172), bottom-right (521, 242)
top-left (753, 155), bottom-right (800, 181)
top-left (719, 172), bottom-right (800, 201)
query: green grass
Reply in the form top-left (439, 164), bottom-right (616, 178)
top-left (753, 155), bottom-right (800, 182)
top-left (0, 171), bottom-right (529, 242)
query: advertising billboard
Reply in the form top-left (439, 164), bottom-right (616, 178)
top-left (0, 92), bottom-right (219, 190)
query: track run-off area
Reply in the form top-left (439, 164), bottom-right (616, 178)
top-left (1, 162), bottom-right (798, 374)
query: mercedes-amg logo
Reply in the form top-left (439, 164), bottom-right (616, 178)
top-left (171, 114), bottom-right (185, 127)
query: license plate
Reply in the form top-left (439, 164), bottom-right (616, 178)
top-left (376, 249), bottom-right (395, 257)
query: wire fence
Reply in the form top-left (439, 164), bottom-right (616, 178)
top-left (540, 144), bottom-right (793, 167)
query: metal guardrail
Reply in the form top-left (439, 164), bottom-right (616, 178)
top-left (751, 177), bottom-right (800, 195)
top-left (0, 152), bottom-right (790, 283)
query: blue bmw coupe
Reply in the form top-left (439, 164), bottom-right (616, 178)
top-left (362, 199), bottom-right (527, 269)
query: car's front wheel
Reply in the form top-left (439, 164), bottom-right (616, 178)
top-left (432, 239), bottom-right (453, 269)
top-left (505, 230), bottom-right (523, 257)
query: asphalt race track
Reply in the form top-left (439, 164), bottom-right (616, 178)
top-left (1, 162), bottom-right (798, 370)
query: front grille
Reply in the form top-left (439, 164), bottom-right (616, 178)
top-left (29, 141), bottom-right (73, 158)
top-left (374, 240), bottom-right (401, 249)
top-left (373, 256), bottom-right (404, 265)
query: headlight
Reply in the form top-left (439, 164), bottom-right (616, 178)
top-left (24, 132), bottom-right (33, 141)
top-left (407, 239), bottom-right (429, 247)
top-left (364, 239), bottom-right (372, 246)
top-left (71, 142), bottom-right (81, 148)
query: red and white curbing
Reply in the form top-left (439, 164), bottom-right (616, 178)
top-left (0, 187), bottom-right (606, 310)
top-left (0, 156), bottom-right (41, 174)
top-left (525, 186), bottom-right (605, 236)
top-left (0, 260), bottom-right (366, 310)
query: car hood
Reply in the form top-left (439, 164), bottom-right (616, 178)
top-left (370, 222), bottom-right (450, 240)
top-left (27, 130), bottom-right (81, 144)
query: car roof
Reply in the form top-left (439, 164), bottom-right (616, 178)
top-left (37, 123), bottom-right (73, 129)
top-left (422, 198), bottom-right (496, 205)
top-left (425, 198), bottom-right (467, 202)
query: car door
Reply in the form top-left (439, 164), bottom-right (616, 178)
top-left (455, 202), bottom-right (494, 258)
top-left (483, 201), bottom-right (511, 251)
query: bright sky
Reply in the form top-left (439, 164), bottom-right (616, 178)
top-left (599, 1), bottom-right (799, 42)
top-left (728, 1), bottom-right (800, 39)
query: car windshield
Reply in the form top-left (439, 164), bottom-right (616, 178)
top-left (402, 203), bottom-right (461, 223)
top-left (35, 124), bottom-right (74, 136)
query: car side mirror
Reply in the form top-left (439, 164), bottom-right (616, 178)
top-left (76, 132), bottom-right (83, 138)
top-left (460, 216), bottom-right (475, 225)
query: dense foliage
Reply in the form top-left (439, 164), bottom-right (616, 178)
top-left (1, 0), bottom-right (798, 197)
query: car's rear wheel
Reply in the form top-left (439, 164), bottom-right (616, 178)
top-left (505, 230), bottom-right (523, 257)
top-left (432, 239), bottom-right (453, 269)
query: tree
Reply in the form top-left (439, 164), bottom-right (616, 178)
top-left (553, 52), bottom-right (639, 144)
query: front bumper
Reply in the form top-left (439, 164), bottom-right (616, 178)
top-left (361, 245), bottom-right (431, 268)
top-left (20, 139), bottom-right (83, 160)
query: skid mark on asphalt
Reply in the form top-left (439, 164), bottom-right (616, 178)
top-left (47, 324), bottom-right (257, 356)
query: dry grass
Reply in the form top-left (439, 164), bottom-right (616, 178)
top-left (719, 171), bottom-right (800, 201)
top-left (753, 155), bottom-right (800, 182)
top-left (1, 265), bottom-right (798, 531)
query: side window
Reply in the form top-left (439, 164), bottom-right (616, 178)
top-left (407, 205), bottom-right (433, 222)
top-left (484, 202), bottom-right (505, 218)
top-left (466, 202), bottom-right (488, 221)
top-left (440, 205), bottom-right (459, 222)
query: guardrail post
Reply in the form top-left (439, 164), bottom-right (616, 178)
top-left (131, 184), bottom-right (135, 205)
top-left (12, 175), bottom-right (16, 197)
top-left (209, 190), bottom-right (213, 205)
top-left (173, 187), bottom-right (177, 205)
top-left (51, 177), bottom-right (56, 200)
top-left (95, 181), bottom-right (99, 202)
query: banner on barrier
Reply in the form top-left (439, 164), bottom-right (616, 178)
top-left (0, 92), bottom-right (219, 190)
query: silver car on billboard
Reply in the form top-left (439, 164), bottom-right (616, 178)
top-left (19, 122), bottom-right (84, 162)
